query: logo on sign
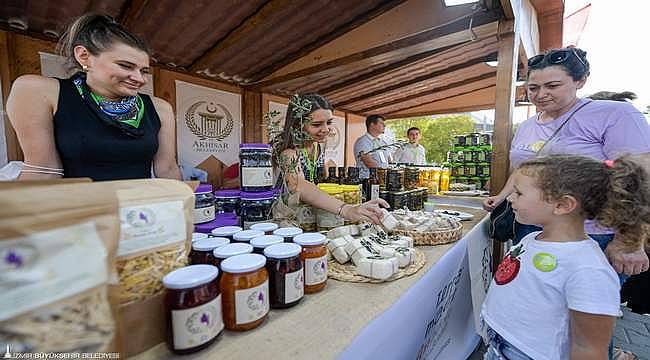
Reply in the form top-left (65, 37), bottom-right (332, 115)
top-left (185, 101), bottom-right (234, 141)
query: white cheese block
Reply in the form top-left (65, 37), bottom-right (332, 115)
top-left (381, 208), bottom-right (399, 231)
top-left (326, 236), bottom-right (351, 264)
top-left (326, 225), bottom-right (360, 239)
top-left (344, 238), bottom-right (375, 265)
top-left (356, 256), bottom-right (399, 280)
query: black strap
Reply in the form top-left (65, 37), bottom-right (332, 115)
top-left (536, 100), bottom-right (592, 154)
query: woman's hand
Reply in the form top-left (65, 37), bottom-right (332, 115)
top-left (605, 239), bottom-right (649, 275)
top-left (342, 199), bottom-right (390, 224)
top-left (483, 194), bottom-right (506, 211)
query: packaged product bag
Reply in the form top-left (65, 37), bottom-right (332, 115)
top-left (102, 179), bottom-right (194, 357)
top-left (0, 183), bottom-right (120, 353)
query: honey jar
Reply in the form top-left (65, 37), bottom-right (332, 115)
top-left (293, 233), bottom-right (328, 293)
top-left (264, 243), bottom-right (304, 309)
top-left (220, 254), bottom-right (270, 331)
top-left (162, 265), bottom-right (223, 354)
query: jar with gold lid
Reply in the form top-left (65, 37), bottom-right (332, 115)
top-left (264, 243), bottom-right (304, 308)
top-left (293, 233), bottom-right (328, 294)
top-left (162, 265), bottom-right (223, 354)
top-left (220, 254), bottom-right (270, 331)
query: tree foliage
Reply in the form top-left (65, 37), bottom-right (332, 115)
top-left (386, 114), bottom-right (475, 164)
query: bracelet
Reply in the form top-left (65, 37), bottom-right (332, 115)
top-left (337, 204), bottom-right (348, 217)
top-left (20, 169), bottom-right (64, 175)
top-left (22, 163), bottom-right (64, 171)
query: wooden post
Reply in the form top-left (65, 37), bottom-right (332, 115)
top-left (0, 31), bottom-right (23, 162)
top-left (242, 90), bottom-right (264, 143)
top-left (491, 19), bottom-right (519, 270)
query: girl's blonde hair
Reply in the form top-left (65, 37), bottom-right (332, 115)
top-left (518, 154), bottom-right (650, 240)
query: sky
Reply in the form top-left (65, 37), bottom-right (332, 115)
top-left (565, 0), bottom-right (650, 111)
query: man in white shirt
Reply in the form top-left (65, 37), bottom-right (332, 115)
top-left (394, 127), bottom-right (426, 165)
top-left (354, 115), bottom-right (392, 179)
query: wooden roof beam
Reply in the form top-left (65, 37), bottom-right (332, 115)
top-left (357, 71), bottom-right (496, 114)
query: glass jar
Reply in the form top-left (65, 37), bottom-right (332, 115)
top-left (478, 163), bottom-right (491, 177)
top-left (342, 185), bottom-right (362, 226)
top-left (239, 144), bottom-right (273, 192)
top-left (315, 185), bottom-right (344, 232)
top-left (240, 191), bottom-right (275, 229)
top-left (480, 133), bottom-right (492, 146)
top-left (379, 190), bottom-right (390, 205)
top-left (210, 226), bottom-right (243, 242)
top-left (454, 135), bottom-right (466, 147)
top-left (386, 168), bottom-right (404, 192)
top-left (162, 265), bottom-right (223, 354)
top-left (250, 222), bottom-right (278, 235)
top-left (469, 133), bottom-right (480, 146)
top-left (404, 167), bottom-right (419, 190)
top-left (264, 243), bottom-right (304, 309)
top-left (250, 235), bottom-right (283, 255)
top-left (377, 168), bottom-right (388, 191)
top-left (390, 191), bottom-right (409, 210)
top-left (189, 237), bottom-right (230, 265)
top-left (212, 243), bottom-right (254, 270)
top-left (293, 233), bottom-right (327, 294)
top-left (295, 205), bottom-right (317, 232)
top-left (465, 163), bottom-right (477, 177)
top-left (440, 168), bottom-right (451, 192)
top-left (193, 184), bottom-right (215, 224)
top-left (273, 227), bottom-right (303, 243)
top-left (407, 190), bottom-right (418, 211)
top-left (233, 229), bottom-right (264, 244)
top-left (214, 189), bottom-right (240, 217)
top-left (192, 232), bottom-right (209, 242)
top-left (220, 254), bottom-right (269, 331)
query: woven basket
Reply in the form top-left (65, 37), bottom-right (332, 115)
top-left (392, 221), bottom-right (463, 246)
top-left (328, 248), bottom-right (426, 283)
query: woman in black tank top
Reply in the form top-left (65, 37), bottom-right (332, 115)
top-left (6, 14), bottom-right (181, 181)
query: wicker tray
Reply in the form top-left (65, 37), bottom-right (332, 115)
top-left (392, 221), bottom-right (463, 246)
top-left (328, 248), bottom-right (426, 283)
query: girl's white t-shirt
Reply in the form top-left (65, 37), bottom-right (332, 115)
top-left (481, 232), bottom-right (620, 360)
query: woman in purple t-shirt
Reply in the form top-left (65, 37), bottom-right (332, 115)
top-left (483, 47), bottom-right (650, 277)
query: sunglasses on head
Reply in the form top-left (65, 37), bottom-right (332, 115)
top-left (527, 49), bottom-right (586, 68)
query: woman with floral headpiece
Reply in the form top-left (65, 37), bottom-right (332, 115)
top-left (270, 94), bottom-right (388, 225)
top-left (7, 14), bottom-right (181, 181)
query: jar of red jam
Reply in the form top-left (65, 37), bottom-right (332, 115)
top-left (232, 229), bottom-right (264, 244)
top-left (212, 243), bottom-right (254, 270)
top-left (272, 227), bottom-right (303, 243)
top-left (162, 265), bottom-right (223, 354)
top-left (210, 226), bottom-right (243, 242)
top-left (250, 222), bottom-right (279, 235)
top-left (220, 254), bottom-right (270, 331)
top-left (189, 237), bottom-right (230, 265)
top-left (293, 233), bottom-right (328, 294)
top-left (264, 243), bottom-right (304, 309)
top-left (249, 235), bottom-right (283, 255)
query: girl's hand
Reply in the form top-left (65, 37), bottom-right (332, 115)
top-left (483, 195), bottom-right (506, 211)
top-left (342, 199), bottom-right (390, 224)
top-left (605, 239), bottom-right (649, 275)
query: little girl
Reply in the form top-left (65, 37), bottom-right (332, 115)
top-left (481, 154), bottom-right (650, 359)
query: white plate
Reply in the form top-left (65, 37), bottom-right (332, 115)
top-left (434, 209), bottom-right (474, 221)
top-left (441, 190), bottom-right (488, 197)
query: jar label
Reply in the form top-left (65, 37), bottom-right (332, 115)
top-left (370, 184), bottom-right (380, 200)
top-left (192, 205), bottom-right (215, 224)
top-left (116, 198), bottom-right (186, 257)
top-left (284, 269), bottom-right (304, 303)
top-left (0, 222), bottom-right (108, 321)
top-left (235, 280), bottom-right (269, 325)
top-left (296, 205), bottom-right (316, 224)
top-left (305, 255), bottom-right (328, 285)
top-left (241, 167), bottom-right (273, 187)
top-left (171, 294), bottom-right (224, 350)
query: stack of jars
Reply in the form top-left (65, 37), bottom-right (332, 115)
top-left (447, 133), bottom-right (492, 191)
top-left (372, 165), bottom-right (430, 210)
top-left (239, 144), bottom-right (275, 229)
top-left (163, 229), bottom-right (328, 354)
